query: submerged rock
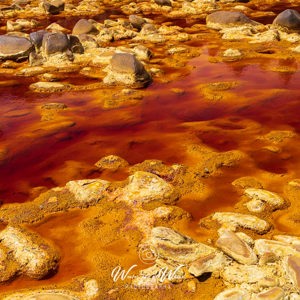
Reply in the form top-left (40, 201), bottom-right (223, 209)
top-left (0, 226), bottom-right (60, 279)
top-left (273, 9), bottom-right (300, 32)
top-left (103, 53), bottom-right (152, 87)
top-left (95, 155), bottom-right (129, 170)
top-left (0, 35), bottom-right (33, 61)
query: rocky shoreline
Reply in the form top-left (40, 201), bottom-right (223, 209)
top-left (0, 0), bottom-right (300, 299)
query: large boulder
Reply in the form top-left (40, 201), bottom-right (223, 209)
top-left (43, 0), bottom-right (65, 15)
top-left (206, 11), bottom-right (257, 30)
top-left (0, 35), bottom-right (33, 61)
top-left (42, 32), bottom-right (69, 55)
top-left (273, 9), bottom-right (300, 32)
top-left (72, 19), bottom-right (98, 35)
top-left (104, 53), bottom-right (152, 87)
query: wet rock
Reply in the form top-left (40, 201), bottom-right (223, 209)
top-left (95, 155), bottom-right (129, 170)
top-left (129, 15), bottom-right (146, 30)
top-left (254, 239), bottom-right (297, 258)
top-left (148, 226), bottom-right (216, 264)
top-left (104, 53), bottom-right (151, 87)
top-left (155, 0), bottom-right (172, 7)
top-left (29, 30), bottom-right (48, 50)
top-left (214, 288), bottom-right (251, 300)
top-left (42, 32), bottom-right (69, 56)
top-left (273, 9), bottom-right (300, 32)
top-left (252, 287), bottom-right (285, 300)
top-left (0, 226), bottom-right (60, 279)
top-left (212, 212), bottom-right (271, 234)
top-left (43, 0), bottom-right (65, 15)
top-left (285, 255), bottom-right (300, 289)
top-left (119, 171), bottom-right (177, 205)
top-left (216, 229), bottom-right (257, 265)
top-left (188, 252), bottom-right (228, 277)
top-left (0, 35), bottom-right (33, 61)
top-left (66, 179), bottom-right (110, 206)
top-left (245, 188), bottom-right (285, 211)
top-left (206, 11), bottom-right (257, 30)
top-left (72, 19), bottom-right (98, 35)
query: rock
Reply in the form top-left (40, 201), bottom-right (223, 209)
top-left (46, 22), bottom-right (69, 33)
top-left (223, 49), bottom-right (242, 57)
top-left (214, 288), bottom-right (251, 300)
top-left (206, 11), bottom-right (257, 30)
top-left (212, 212), bottom-right (271, 234)
top-left (0, 226), bottom-right (60, 279)
top-left (29, 82), bottom-right (71, 93)
top-left (274, 235), bottom-right (300, 249)
top-left (7, 19), bottom-right (38, 32)
top-left (244, 188), bottom-right (285, 211)
top-left (41, 103), bottom-right (67, 110)
top-left (290, 293), bottom-right (300, 300)
top-left (188, 252), bottom-right (228, 277)
top-left (95, 155), bottom-right (129, 170)
top-left (0, 35), bottom-right (33, 61)
top-left (104, 53), bottom-right (152, 87)
top-left (129, 15), bottom-right (146, 30)
top-left (285, 255), bottom-right (300, 289)
top-left (252, 287), bottom-right (285, 300)
top-left (246, 199), bottom-right (266, 213)
top-left (221, 264), bottom-right (272, 284)
top-left (68, 35), bottom-right (84, 54)
top-left (155, 0), bottom-right (172, 7)
top-left (273, 9), bottom-right (300, 32)
top-left (119, 171), bottom-right (177, 205)
top-left (254, 239), bottom-right (297, 257)
top-left (29, 30), bottom-right (48, 50)
top-left (72, 19), bottom-right (98, 35)
top-left (148, 226), bottom-right (216, 264)
top-left (66, 179), bottom-right (110, 206)
top-left (43, 0), bottom-right (65, 15)
top-left (133, 45), bottom-right (152, 61)
top-left (216, 229), bottom-right (257, 265)
top-left (42, 32), bottom-right (69, 56)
